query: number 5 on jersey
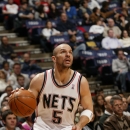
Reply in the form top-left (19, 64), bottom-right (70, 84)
top-left (52, 110), bottom-right (63, 124)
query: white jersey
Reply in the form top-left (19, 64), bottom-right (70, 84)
top-left (34, 69), bottom-right (82, 130)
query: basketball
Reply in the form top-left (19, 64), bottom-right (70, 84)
top-left (8, 89), bottom-right (37, 117)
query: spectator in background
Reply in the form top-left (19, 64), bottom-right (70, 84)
top-left (0, 36), bottom-right (14, 59)
top-left (1, 61), bottom-right (11, 80)
top-left (13, 75), bottom-right (26, 89)
top-left (34, 5), bottom-right (48, 21)
top-left (78, 1), bottom-right (92, 22)
top-left (69, 35), bottom-right (86, 58)
top-left (100, 1), bottom-right (117, 19)
top-left (48, 2), bottom-right (60, 19)
top-left (0, 70), bottom-right (9, 95)
top-left (0, 85), bottom-right (13, 108)
top-left (89, 19), bottom-right (105, 34)
top-left (95, 87), bottom-right (104, 97)
top-left (122, 97), bottom-right (130, 116)
top-left (21, 53), bottom-right (42, 75)
top-left (42, 21), bottom-right (61, 40)
top-left (87, 0), bottom-right (101, 10)
top-left (84, 31), bottom-right (99, 50)
top-left (7, 53), bottom-right (20, 69)
top-left (112, 50), bottom-right (130, 92)
top-left (2, 0), bottom-right (19, 30)
top-left (18, 2), bottom-right (34, 21)
top-left (102, 29), bottom-right (123, 49)
top-left (103, 18), bottom-right (122, 38)
top-left (70, 0), bottom-right (81, 9)
top-left (33, 0), bottom-right (50, 14)
top-left (99, 96), bottom-right (113, 126)
top-left (1, 99), bottom-right (9, 107)
top-left (0, 110), bottom-right (21, 130)
top-left (94, 95), bottom-right (105, 120)
top-left (90, 7), bottom-right (104, 24)
top-left (63, 1), bottom-right (77, 19)
top-left (56, 13), bottom-right (77, 35)
top-left (0, 106), bottom-right (10, 128)
top-left (119, 30), bottom-right (130, 48)
top-left (115, 14), bottom-right (128, 30)
top-left (40, 0), bottom-right (50, 13)
top-left (104, 95), bottom-right (130, 130)
top-left (8, 63), bottom-right (30, 88)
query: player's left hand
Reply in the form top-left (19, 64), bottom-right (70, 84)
top-left (72, 125), bottom-right (82, 130)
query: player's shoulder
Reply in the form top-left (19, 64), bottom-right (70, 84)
top-left (31, 72), bottom-right (45, 83)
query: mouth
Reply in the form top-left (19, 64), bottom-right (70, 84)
top-left (65, 59), bottom-right (71, 63)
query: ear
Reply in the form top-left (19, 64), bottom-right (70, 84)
top-left (52, 56), bottom-right (56, 63)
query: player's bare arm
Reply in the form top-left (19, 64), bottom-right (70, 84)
top-left (72, 76), bottom-right (93, 130)
top-left (28, 72), bottom-right (45, 99)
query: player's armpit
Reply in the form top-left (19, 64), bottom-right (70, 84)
top-left (28, 73), bottom-right (45, 99)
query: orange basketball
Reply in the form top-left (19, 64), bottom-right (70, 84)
top-left (8, 89), bottom-right (37, 117)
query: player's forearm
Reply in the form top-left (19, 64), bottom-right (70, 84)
top-left (76, 116), bottom-right (89, 129)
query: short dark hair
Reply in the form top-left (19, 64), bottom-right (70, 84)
top-left (64, 0), bottom-right (70, 4)
top-left (21, 2), bottom-right (27, 5)
top-left (81, 1), bottom-right (87, 6)
top-left (93, 7), bottom-right (98, 13)
top-left (17, 74), bottom-right (25, 81)
top-left (10, 53), bottom-right (17, 60)
top-left (117, 49), bottom-right (124, 55)
top-left (1, 100), bottom-right (8, 107)
top-left (107, 29), bottom-right (113, 34)
top-left (5, 85), bottom-right (13, 91)
top-left (1, 36), bottom-right (7, 43)
top-left (2, 110), bottom-right (16, 121)
top-left (13, 63), bottom-right (21, 68)
top-left (95, 87), bottom-right (103, 94)
top-left (102, 1), bottom-right (109, 8)
top-left (110, 95), bottom-right (122, 106)
top-left (2, 61), bottom-right (9, 68)
top-left (69, 34), bottom-right (76, 40)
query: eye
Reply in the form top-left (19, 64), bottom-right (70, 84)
top-left (70, 51), bottom-right (72, 54)
top-left (61, 50), bottom-right (65, 53)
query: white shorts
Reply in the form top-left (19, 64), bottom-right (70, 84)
top-left (33, 117), bottom-right (72, 130)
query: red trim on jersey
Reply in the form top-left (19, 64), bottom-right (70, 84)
top-left (77, 75), bottom-right (82, 100)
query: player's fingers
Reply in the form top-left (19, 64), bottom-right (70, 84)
top-left (16, 88), bottom-right (19, 91)
top-left (72, 125), bottom-right (76, 130)
top-left (20, 87), bottom-right (24, 90)
top-left (11, 89), bottom-right (16, 94)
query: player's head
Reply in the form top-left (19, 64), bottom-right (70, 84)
top-left (52, 44), bottom-right (73, 69)
top-left (2, 110), bottom-right (17, 129)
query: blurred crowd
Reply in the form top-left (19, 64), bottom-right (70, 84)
top-left (0, 0), bottom-right (130, 130)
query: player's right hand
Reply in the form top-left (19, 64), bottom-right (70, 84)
top-left (72, 125), bottom-right (81, 130)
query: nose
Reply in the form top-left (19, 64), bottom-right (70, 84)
top-left (66, 52), bottom-right (70, 57)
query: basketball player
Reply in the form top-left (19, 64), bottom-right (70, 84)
top-left (14, 44), bottom-right (93, 130)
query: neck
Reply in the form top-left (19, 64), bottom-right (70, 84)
top-left (54, 66), bottom-right (72, 84)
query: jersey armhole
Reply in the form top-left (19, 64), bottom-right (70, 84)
top-left (37, 71), bottom-right (47, 100)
